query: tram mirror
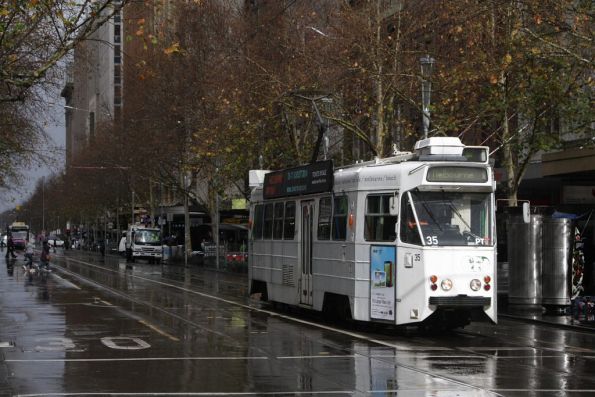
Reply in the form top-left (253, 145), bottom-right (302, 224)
top-left (389, 193), bottom-right (399, 216)
top-left (522, 202), bottom-right (530, 224)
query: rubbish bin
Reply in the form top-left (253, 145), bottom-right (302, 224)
top-left (507, 214), bottom-right (543, 307)
top-left (542, 218), bottom-right (573, 307)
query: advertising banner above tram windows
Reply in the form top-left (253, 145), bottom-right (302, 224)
top-left (426, 166), bottom-right (488, 183)
top-left (263, 160), bottom-right (333, 199)
top-left (370, 245), bottom-right (396, 321)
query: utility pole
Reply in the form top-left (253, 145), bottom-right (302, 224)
top-left (116, 196), bottom-right (120, 235)
top-left (159, 182), bottom-right (164, 262)
top-left (42, 176), bottom-right (45, 233)
top-left (420, 55), bottom-right (435, 139)
top-left (149, 179), bottom-right (154, 227)
top-left (215, 190), bottom-right (220, 270)
top-left (183, 170), bottom-right (192, 268)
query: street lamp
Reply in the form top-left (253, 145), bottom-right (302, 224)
top-left (420, 54), bottom-right (435, 139)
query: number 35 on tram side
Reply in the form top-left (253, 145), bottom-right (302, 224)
top-left (248, 137), bottom-right (496, 329)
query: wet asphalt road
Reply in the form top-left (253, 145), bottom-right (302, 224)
top-left (1, 249), bottom-right (595, 396)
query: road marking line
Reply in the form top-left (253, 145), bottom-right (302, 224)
top-left (138, 319), bottom-right (180, 342)
top-left (492, 390), bottom-right (595, 393)
top-left (16, 393), bottom-right (352, 396)
top-left (462, 347), bottom-right (537, 350)
top-left (6, 356), bottom-right (268, 363)
top-left (276, 354), bottom-right (487, 360)
top-left (277, 355), bottom-right (357, 359)
top-left (51, 273), bottom-right (81, 290)
top-left (55, 257), bottom-right (488, 393)
top-left (101, 336), bottom-right (151, 350)
top-left (17, 390), bottom-right (595, 397)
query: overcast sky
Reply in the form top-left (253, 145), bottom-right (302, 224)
top-left (0, 95), bottom-right (65, 213)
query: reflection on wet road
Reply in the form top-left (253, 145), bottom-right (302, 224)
top-left (1, 250), bottom-right (595, 396)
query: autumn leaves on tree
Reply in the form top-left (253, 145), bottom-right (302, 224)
top-left (4, 0), bottom-right (593, 226)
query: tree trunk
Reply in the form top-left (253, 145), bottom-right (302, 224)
top-left (373, 0), bottom-right (385, 157)
top-left (501, 107), bottom-right (518, 205)
top-left (184, 190), bottom-right (191, 267)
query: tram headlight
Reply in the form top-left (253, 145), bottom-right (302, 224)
top-left (470, 279), bottom-right (481, 291)
top-left (441, 279), bottom-right (453, 291)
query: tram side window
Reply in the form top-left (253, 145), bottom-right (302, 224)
top-left (400, 193), bottom-right (422, 245)
top-left (253, 205), bottom-right (264, 240)
top-left (283, 201), bottom-right (296, 240)
top-left (318, 197), bottom-right (332, 240)
top-left (333, 196), bottom-right (348, 241)
top-left (364, 194), bottom-right (397, 242)
top-left (263, 203), bottom-right (274, 239)
top-left (273, 202), bottom-right (284, 239)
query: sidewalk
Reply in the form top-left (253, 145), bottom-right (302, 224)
top-left (498, 299), bottom-right (595, 331)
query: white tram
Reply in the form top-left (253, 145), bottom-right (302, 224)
top-left (248, 137), bottom-right (496, 328)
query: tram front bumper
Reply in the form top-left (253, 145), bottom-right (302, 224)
top-left (429, 296), bottom-right (491, 307)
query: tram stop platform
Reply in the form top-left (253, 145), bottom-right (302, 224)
top-left (499, 297), bottom-right (595, 331)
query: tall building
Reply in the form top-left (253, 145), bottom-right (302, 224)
top-left (62, 3), bottom-right (124, 165)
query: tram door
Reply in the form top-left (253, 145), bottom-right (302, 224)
top-left (300, 201), bottom-right (314, 305)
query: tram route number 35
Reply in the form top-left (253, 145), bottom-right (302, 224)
top-left (34, 336), bottom-right (151, 351)
top-left (425, 236), bottom-right (438, 245)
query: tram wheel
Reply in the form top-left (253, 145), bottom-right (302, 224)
top-left (250, 280), bottom-right (268, 301)
top-left (322, 293), bottom-right (352, 322)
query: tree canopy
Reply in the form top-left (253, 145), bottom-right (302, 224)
top-left (8, 0), bottom-right (594, 227)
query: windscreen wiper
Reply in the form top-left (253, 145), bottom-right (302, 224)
top-left (441, 192), bottom-right (482, 241)
top-left (415, 189), bottom-right (442, 231)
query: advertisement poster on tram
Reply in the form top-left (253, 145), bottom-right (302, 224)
top-left (370, 245), bottom-right (395, 320)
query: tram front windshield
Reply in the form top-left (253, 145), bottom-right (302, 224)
top-left (11, 231), bottom-right (27, 240)
top-left (407, 191), bottom-right (492, 246)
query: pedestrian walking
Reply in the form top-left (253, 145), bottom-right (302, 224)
top-left (24, 238), bottom-right (35, 271)
top-left (40, 241), bottom-right (51, 271)
top-left (5, 234), bottom-right (17, 259)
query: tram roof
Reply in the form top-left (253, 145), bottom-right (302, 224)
top-left (250, 138), bottom-right (492, 200)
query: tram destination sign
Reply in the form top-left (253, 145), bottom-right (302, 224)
top-left (264, 160), bottom-right (334, 199)
top-left (426, 166), bottom-right (488, 183)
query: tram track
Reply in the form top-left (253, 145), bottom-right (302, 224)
top-left (52, 253), bottom-right (506, 395)
top-left (55, 252), bottom-right (572, 348)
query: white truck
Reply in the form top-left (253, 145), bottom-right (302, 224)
top-left (125, 225), bottom-right (162, 263)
